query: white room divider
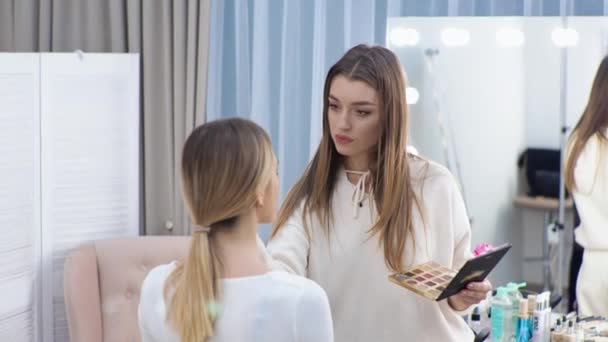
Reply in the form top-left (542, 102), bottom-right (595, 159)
top-left (0, 53), bottom-right (140, 342)
top-left (0, 53), bottom-right (41, 342)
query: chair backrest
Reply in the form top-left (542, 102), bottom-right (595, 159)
top-left (64, 236), bottom-right (190, 342)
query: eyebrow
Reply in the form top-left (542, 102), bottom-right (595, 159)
top-left (328, 95), bottom-right (377, 106)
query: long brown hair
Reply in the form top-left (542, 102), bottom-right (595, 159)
top-left (565, 56), bottom-right (608, 191)
top-left (164, 118), bottom-right (273, 342)
top-left (271, 44), bottom-right (423, 273)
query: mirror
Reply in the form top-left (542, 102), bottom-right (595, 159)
top-left (388, 16), bottom-right (608, 288)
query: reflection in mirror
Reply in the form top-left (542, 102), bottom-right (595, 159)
top-left (388, 16), bottom-right (608, 291)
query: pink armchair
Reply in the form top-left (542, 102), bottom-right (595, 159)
top-left (63, 236), bottom-right (190, 342)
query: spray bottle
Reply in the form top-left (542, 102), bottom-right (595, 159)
top-left (527, 295), bottom-right (537, 340)
top-left (506, 282), bottom-right (527, 339)
top-left (516, 298), bottom-right (532, 342)
top-left (491, 287), bottom-right (513, 342)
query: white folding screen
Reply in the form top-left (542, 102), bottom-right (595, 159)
top-left (0, 54), bottom-right (41, 342)
top-left (0, 53), bottom-right (140, 342)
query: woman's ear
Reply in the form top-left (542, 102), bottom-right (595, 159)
top-left (255, 192), bottom-right (265, 207)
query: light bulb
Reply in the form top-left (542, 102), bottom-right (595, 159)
top-left (551, 27), bottom-right (579, 47)
top-left (406, 87), bottom-right (420, 105)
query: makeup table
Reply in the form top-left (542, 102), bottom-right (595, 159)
top-left (513, 195), bottom-right (574, 292)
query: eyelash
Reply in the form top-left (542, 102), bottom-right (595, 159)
top-left (328, 103), bottom-right (371, 116)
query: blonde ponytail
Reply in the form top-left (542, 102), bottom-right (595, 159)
top-left (164, 232), bottom-right (222, 341)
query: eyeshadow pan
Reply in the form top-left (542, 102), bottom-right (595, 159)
top-left (415, 276), bottom-right (425, 282)
top-left (426, 281), bottom-right (437, 286)
top-left (423, 274), bottom-right (434, 279)
top-left (407, 280), bottom-right (417, 285)
top-left (412, 269), bottom-right (423, 274)
top-left (428, 289), bottom-right (441, 297)
top-left (395, 274), bottom-right (407, 281)
top-left (436, 286), bottom-right (445, 291)
top-left (431, 270), bottom-right (441, 276)
top-left (404, 272), bottom-right (415, 277)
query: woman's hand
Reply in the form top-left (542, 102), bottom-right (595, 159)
top-left (447, 280), bottom-right (492, 311)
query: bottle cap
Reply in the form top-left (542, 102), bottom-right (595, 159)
top-left (471, 307), bottom-right (480, 321)
top-left (528, 295), bottom-right (537, 313)
top-left (519, 298), bottom-right (529, 317)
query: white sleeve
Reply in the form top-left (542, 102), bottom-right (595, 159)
top-left (443, 174), bottom-right (475, 316)
top-left (266, 207), bottom-right (310, 276)
top-left (449, 177), bottom-right (474, 271)
top-left (138, 309), bottom-right (157, 342)
top-left (138, 277), bottom-right (157, 342)
top-left (295, 283), bottom-right (334, 342)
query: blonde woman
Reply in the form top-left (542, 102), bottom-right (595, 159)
top-left (565, 56), bottom-right (608, 317)
top-left (267, 45), bottom-right (491, 341)
top-left (138, 118), bottom-right (333, 342)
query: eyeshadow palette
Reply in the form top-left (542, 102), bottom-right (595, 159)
top-left (389, 243), bottom-right (512, 301)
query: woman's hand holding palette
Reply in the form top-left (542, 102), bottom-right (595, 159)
top-left (388, 244), bottom-right (511, 301)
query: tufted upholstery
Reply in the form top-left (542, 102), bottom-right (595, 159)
top-left (63, 236), bottom-right (190, 342)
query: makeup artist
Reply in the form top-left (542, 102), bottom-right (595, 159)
top-left (266, 44), bottom-right (492, 341)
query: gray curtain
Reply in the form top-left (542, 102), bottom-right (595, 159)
top-left (0, 0), bottom-right (210, 236)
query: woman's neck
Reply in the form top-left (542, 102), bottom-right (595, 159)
top-left (213, 211), bottom-right (269, 278)
top-left (343, 154), bottom-right (370, 185)
top-left (343, 154), bottom-right (369, 172)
